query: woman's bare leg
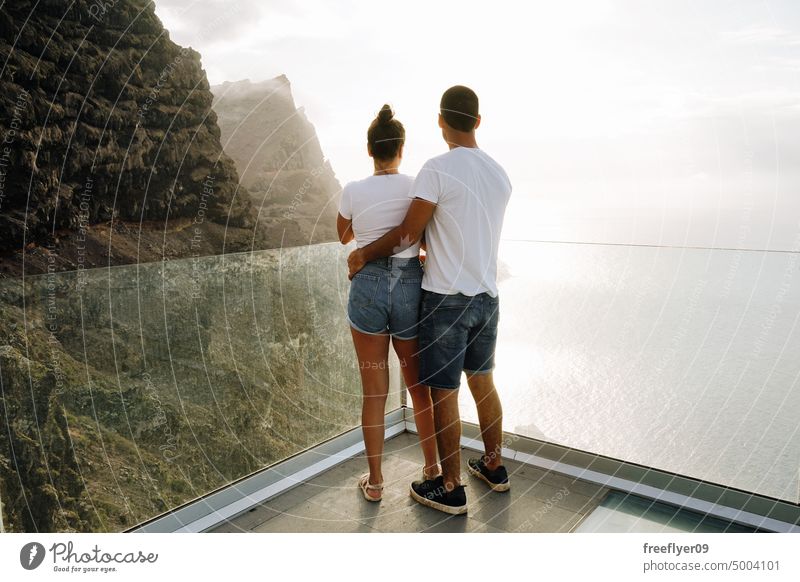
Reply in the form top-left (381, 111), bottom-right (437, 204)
top-left (351, 327), bottom-right (390, 499)
top-left (392, 336), bottom-right (438, 477)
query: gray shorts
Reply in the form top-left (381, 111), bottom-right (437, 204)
top-left (347, 256), bottom-right (423, 340)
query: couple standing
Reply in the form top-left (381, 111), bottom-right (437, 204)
top-left (337, 86), bottom-right (512, 515)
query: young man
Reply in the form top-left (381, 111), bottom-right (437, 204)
top-left (347, 85), bottom-right (513, 514)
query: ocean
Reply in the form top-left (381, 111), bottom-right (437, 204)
top-left (456, 240), bottom-right (800, 503)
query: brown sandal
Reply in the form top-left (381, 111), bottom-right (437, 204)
top-left (358, 473), bottom-right (383, 502)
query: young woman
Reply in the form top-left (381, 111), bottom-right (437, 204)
top-left (337, 104), bottom-right (439, 501)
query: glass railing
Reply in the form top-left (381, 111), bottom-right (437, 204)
top-left (2, 238), bottom-right (796, 533)
top-left (456, 240), bottom-right (799, 504)
top-left (0, 243), bottom-right (400, 532)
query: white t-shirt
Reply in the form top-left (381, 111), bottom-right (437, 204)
top-left (409, 147), bottom-right (512, 297)
top-left (338, 173), bottom-right (420, 258)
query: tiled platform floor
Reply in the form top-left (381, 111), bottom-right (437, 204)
top-left (210, 432), bottom-right (611, 533)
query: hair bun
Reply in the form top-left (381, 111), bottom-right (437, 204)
top-left (377, 104), bottom-right (394, 125)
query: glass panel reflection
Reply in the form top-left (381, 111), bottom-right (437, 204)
top-left (0, 243), bottom-right (394, 532)
top-left (458, 240), bottom-right (800, 504)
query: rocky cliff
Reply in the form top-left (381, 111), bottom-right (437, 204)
top-left (0, 245), bottom-right (363, 533)
top-left (0, 2), bottom-right (355, 533)
top-left (211, 77), bottom-right (340, 247)
top-left (0, 0), bottom-right (255, 276)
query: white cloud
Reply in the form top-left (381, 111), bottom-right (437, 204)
top-left (154, 0), bottom-right (262, 45)
top-left (720, 26), bottom-right (800, 46)
top-left (151, 0), bottom-right (800, 228)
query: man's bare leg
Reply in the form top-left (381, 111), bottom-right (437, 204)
top-left (466, 372), bottom-right (503, 469)
top-left (431, 386), bottom-right (462, 490)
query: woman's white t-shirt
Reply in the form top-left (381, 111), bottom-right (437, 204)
top-left (338, 173), bottom-right (420, 258)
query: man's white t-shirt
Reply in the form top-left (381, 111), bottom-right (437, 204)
top-left (338, 173), bottom-right (420, 258)
top-left (409, 147), bottom-right (512, 297)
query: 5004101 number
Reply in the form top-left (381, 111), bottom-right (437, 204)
top-left (730, 560), bottom-right (779, 571)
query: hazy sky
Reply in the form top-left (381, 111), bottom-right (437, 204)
top-left (154, 0), bottom-right (800, 249)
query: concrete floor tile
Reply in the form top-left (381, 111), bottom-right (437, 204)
top-left (208, 432), bottom-right (611, 534)
top-left (421, 517), bottom-right (492, 533)
top-left (357, 501), bottom-right (469, 533)
top-left (464, 476), bottom-right (586, 533)
top-left (503, 477), bottom-right (604, 515)
top-left (513, 464), bottom-right (609, 499)
top-left (251, 499), bottom-right (375, 533)
top-left (209, 505), bottom-right (282, 532)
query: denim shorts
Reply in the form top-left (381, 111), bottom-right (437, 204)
top-left (418, 290), bottom-right (500, 389)
top-left (347, 256), bottom-right (423, 340)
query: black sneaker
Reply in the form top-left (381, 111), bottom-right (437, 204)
top-left (409, 476), bottom-right (467, 515)
top-left (467, 457), bottom-right (510, 492)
